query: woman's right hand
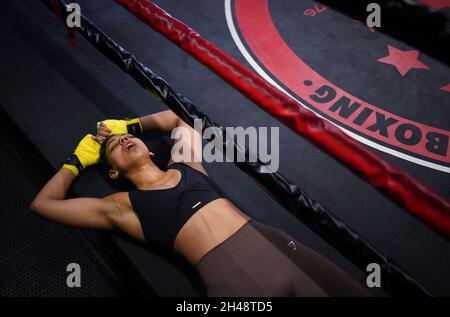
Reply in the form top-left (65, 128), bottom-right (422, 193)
top-left (63, 134), bottom-right (102, 176)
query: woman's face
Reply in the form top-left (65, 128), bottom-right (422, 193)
top-left (104, 134), bottom-right (152, 179)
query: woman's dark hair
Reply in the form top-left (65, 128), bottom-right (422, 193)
top-left (99, 138), bottom-right (110, 171)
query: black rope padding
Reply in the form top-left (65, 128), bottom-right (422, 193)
top-left (40, 0), bottom-right (431, 296)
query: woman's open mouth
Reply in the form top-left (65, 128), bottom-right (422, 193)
top-left (125, 142), bottom-right (136, 152)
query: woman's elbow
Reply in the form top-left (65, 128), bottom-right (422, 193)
top-left (29, 197), bottom-right (43, 214)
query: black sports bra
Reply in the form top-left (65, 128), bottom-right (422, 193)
top-left (128, 163), bottom-right (225, 249)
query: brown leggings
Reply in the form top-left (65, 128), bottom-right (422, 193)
top-left (197, 220), bottom-right (369, 297)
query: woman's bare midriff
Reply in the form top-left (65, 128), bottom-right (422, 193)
top-left (174, 198), bottom-right (251, 266)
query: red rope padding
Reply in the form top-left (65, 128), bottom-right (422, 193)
top-left (116, 0), bottom-right (450, 237)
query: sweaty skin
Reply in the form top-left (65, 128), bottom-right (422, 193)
top-left (30, 110), bottom-right (370, 297)
top-left (31, 110), bottom-right (250, 266)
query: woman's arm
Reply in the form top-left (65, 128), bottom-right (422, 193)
top-left (31, 133), bottom-right (121, 229)
top-left (100, 111), bottom-right (207, 174)
top-left (30, 168), bottom-right (119, 229)
top-left (139, 111), bottom-right (206, 173)
top-left (139, 110), bottom-right (182, 132)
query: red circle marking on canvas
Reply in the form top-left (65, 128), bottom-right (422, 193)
top-left (234, 0), bottom-right (450, 165)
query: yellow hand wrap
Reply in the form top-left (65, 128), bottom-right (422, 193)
top-left (63, 134), bottom-right (101, 177)
top-left (99, 118), bottom-right (143, 136)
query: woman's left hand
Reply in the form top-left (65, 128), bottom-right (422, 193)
top-left (92, 122), bottom-right (112, 144)
top-left (96, 121), bottom-right (112, 139)
top-left (97, 118), bottom-right (143, 136)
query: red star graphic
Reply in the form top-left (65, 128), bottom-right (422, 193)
top-left (441, 84), bottom-right (450, 92)
top-left (377, 45), bottom-right (430, 76)
top-left (416, 0), bottom-right (450, 10)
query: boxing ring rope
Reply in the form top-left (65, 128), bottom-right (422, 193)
top-left (115, 0), bottom-right (450, 239)
top-left (40, 0), bottom-right (432, 296)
